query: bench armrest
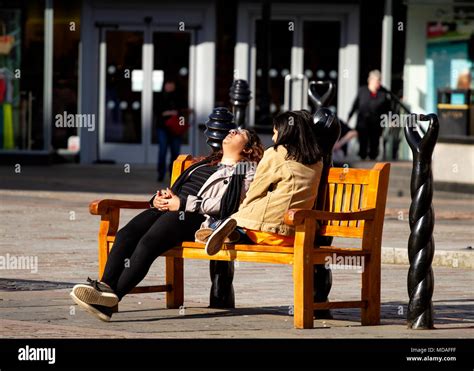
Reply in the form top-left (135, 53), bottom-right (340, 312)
top-left (89, 199), bottom-right (150, 216)
top-left (284, 208), bottom-right (376, 226)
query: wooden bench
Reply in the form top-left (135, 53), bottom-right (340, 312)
top-left (89, 155), bottom-right (390, 329)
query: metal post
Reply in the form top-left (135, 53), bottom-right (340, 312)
top-left (311, 107), bottom-right (341, 319)
top-left (404, 113), bottom-right (439, 329)
top-left (205, 81), bottom-right (252, 308)
top-left (229, 79), bottom-right (251, 128)
top-left (308, 81), bottom-right (336, 114)
top-left (204, 107), bottom-right (237, 308)
top-left (203, 107), bottom-right (236, 151)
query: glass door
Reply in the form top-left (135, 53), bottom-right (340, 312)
top-left (149, 30), bottom-right (192, 165)
top-left (250, 16), bottom-right (342, 128)
top-left (98, 27), bottom-right (146, 163)
top-left (98, 26), bottom-right (195, 164)
top-left (255, 19), bottom-right (293, 127)
top-left (303, 21), bottom-right (341, 113)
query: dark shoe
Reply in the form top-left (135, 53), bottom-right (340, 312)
top-left (195, 228), bottom-right (240, 244)
top-left (205, 218), bottom-right (237, 256)
top-left (70, 291), bottom-right (113, 322)
top-left (72, 277), bottom-right (119, 308)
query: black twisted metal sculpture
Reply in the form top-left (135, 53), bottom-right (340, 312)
top-left (404, 113), bottom-right (439, 329)
top-left (204, 107), bottom-right (236, 151)
top-left (203, 106), bottom-right (237, 308)
top-left (308, 80), bottom-right (336, 113)
top-left (205, 80), bottom-right (252, 309)
top-left (229, 79), bottom-right (251, 128)
top-left (307, 80), bottom-right (340, 318)
top-left (311, 107), bottom-right (341, 318)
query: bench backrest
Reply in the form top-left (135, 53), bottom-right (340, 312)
top-left (171, 155), bottom-right (390, 244)
top-left (320, 163), bottom-right (390, 241)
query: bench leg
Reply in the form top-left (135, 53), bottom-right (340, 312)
top-left (166, 257), bottom-right (184, 309)
top-left (293, 259), bottom-right (314, 329)
top-left (361, 255), bottom-right (381, 325)
top-left (293, 221), bottom-right (315, 329)
top-left (314, 235), bottom-right (333, 319)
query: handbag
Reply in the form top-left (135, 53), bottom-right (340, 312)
top-left (165, 114), bottom-right (189, 136)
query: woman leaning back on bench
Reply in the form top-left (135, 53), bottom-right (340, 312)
top-left (70, 110), bottom-right (323, 322)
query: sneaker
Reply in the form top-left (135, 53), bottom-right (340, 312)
top-left (195, 228), bottom-right (240, 244)
top-left (70, 291), bottom-right (113, 322)
top-left (205, 218), bottom-right (237, 256)
top-left (71, 277), bottom-right (119, 308)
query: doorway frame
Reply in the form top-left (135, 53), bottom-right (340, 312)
top-left (234, 2), bottom-right (360, 127)
top-left (79, 0), bottom-right (216, 164)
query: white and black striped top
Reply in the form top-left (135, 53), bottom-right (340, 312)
top-left (177, 164), bottom-right (219, 206)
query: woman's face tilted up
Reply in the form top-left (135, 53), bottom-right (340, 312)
top-left (222, 128), bottom-right (251, 158)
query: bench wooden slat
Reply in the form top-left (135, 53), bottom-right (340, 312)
top-left (349, 184), bottom-right (362, 227)
top-left (130, 285), bottom-right (171, 294)
top-left (327, 168), bottom-right (371, 185)
top-left (319, 225), bottom-right (364, 238)
top-left (328, 183), bottom-right (335, 225)
top-left (333, 183), bottom-right (344, 226)
top-left (90, 199), bottom-right (150, 215)
top-left (171, 155), bottom-right (193, 186)
top-left (341, 183), bottom-right (353, 227)
top-left (163, 248), bottom-right (294, 265)
top-left (359, 184), bottom-right (368, 229)
top-left (181, 241), bottom-right (294, 254)
top-left (107, 238), bottom-right (296, 254)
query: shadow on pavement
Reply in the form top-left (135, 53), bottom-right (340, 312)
top-left (0, 164), bottom-right (167, 194)
top-left (0, 278), bottom-right (75, 291)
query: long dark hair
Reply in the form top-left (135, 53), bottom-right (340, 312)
top-left (195, 129), bottom-right (264, 166)
top-left (272, 110), bottom-right (322, 165)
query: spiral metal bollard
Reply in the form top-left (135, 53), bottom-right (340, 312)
top-left (204, 107), bottom-right (236, 151)
top-left (209, 80), bottom-right (253, 308)
top-left (203, 107), bottom-right (237, 308)
top-left (229, 79), bottom-right (251, 128)
top-left (404, 113), bottom-right (439, 329)
top-left (312, 107), bottom-right (341, 318)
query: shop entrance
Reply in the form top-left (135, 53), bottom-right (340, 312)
top-left (97, 24), bottom-right (194, 163)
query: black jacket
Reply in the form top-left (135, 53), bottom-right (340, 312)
top-left (149, 158), bottom-right (244, 219)
top-left (348, 86), bottom-right (391, 130)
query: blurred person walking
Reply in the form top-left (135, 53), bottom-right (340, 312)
top-left (155, 79), bottom-right (189, 182)
top-left (347, 70), bottom-right (391, 160)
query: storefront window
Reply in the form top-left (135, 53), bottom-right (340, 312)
top-left (0, 1), bottom-right (44, 151)
top-left (426, 20), bottom-right (473, 137)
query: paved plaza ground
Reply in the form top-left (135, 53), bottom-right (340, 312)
top-left (0, 162), bottom-right (473, 338)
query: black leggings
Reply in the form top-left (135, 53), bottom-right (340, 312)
top-left (101, 208), bottom-right (205, 299)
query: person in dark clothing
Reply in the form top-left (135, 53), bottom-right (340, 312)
top-left (347, 70), bottom-right (391, 160)
top-left (155, 80), bottom-right (187, 182)
top-left (69, 129), bottom-right (264, 322)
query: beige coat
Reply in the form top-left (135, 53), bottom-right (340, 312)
top-left (232, 145), bottom-right (322, 236)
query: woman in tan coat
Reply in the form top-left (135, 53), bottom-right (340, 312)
top-left (204, 110), bottom-right (323, 255)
